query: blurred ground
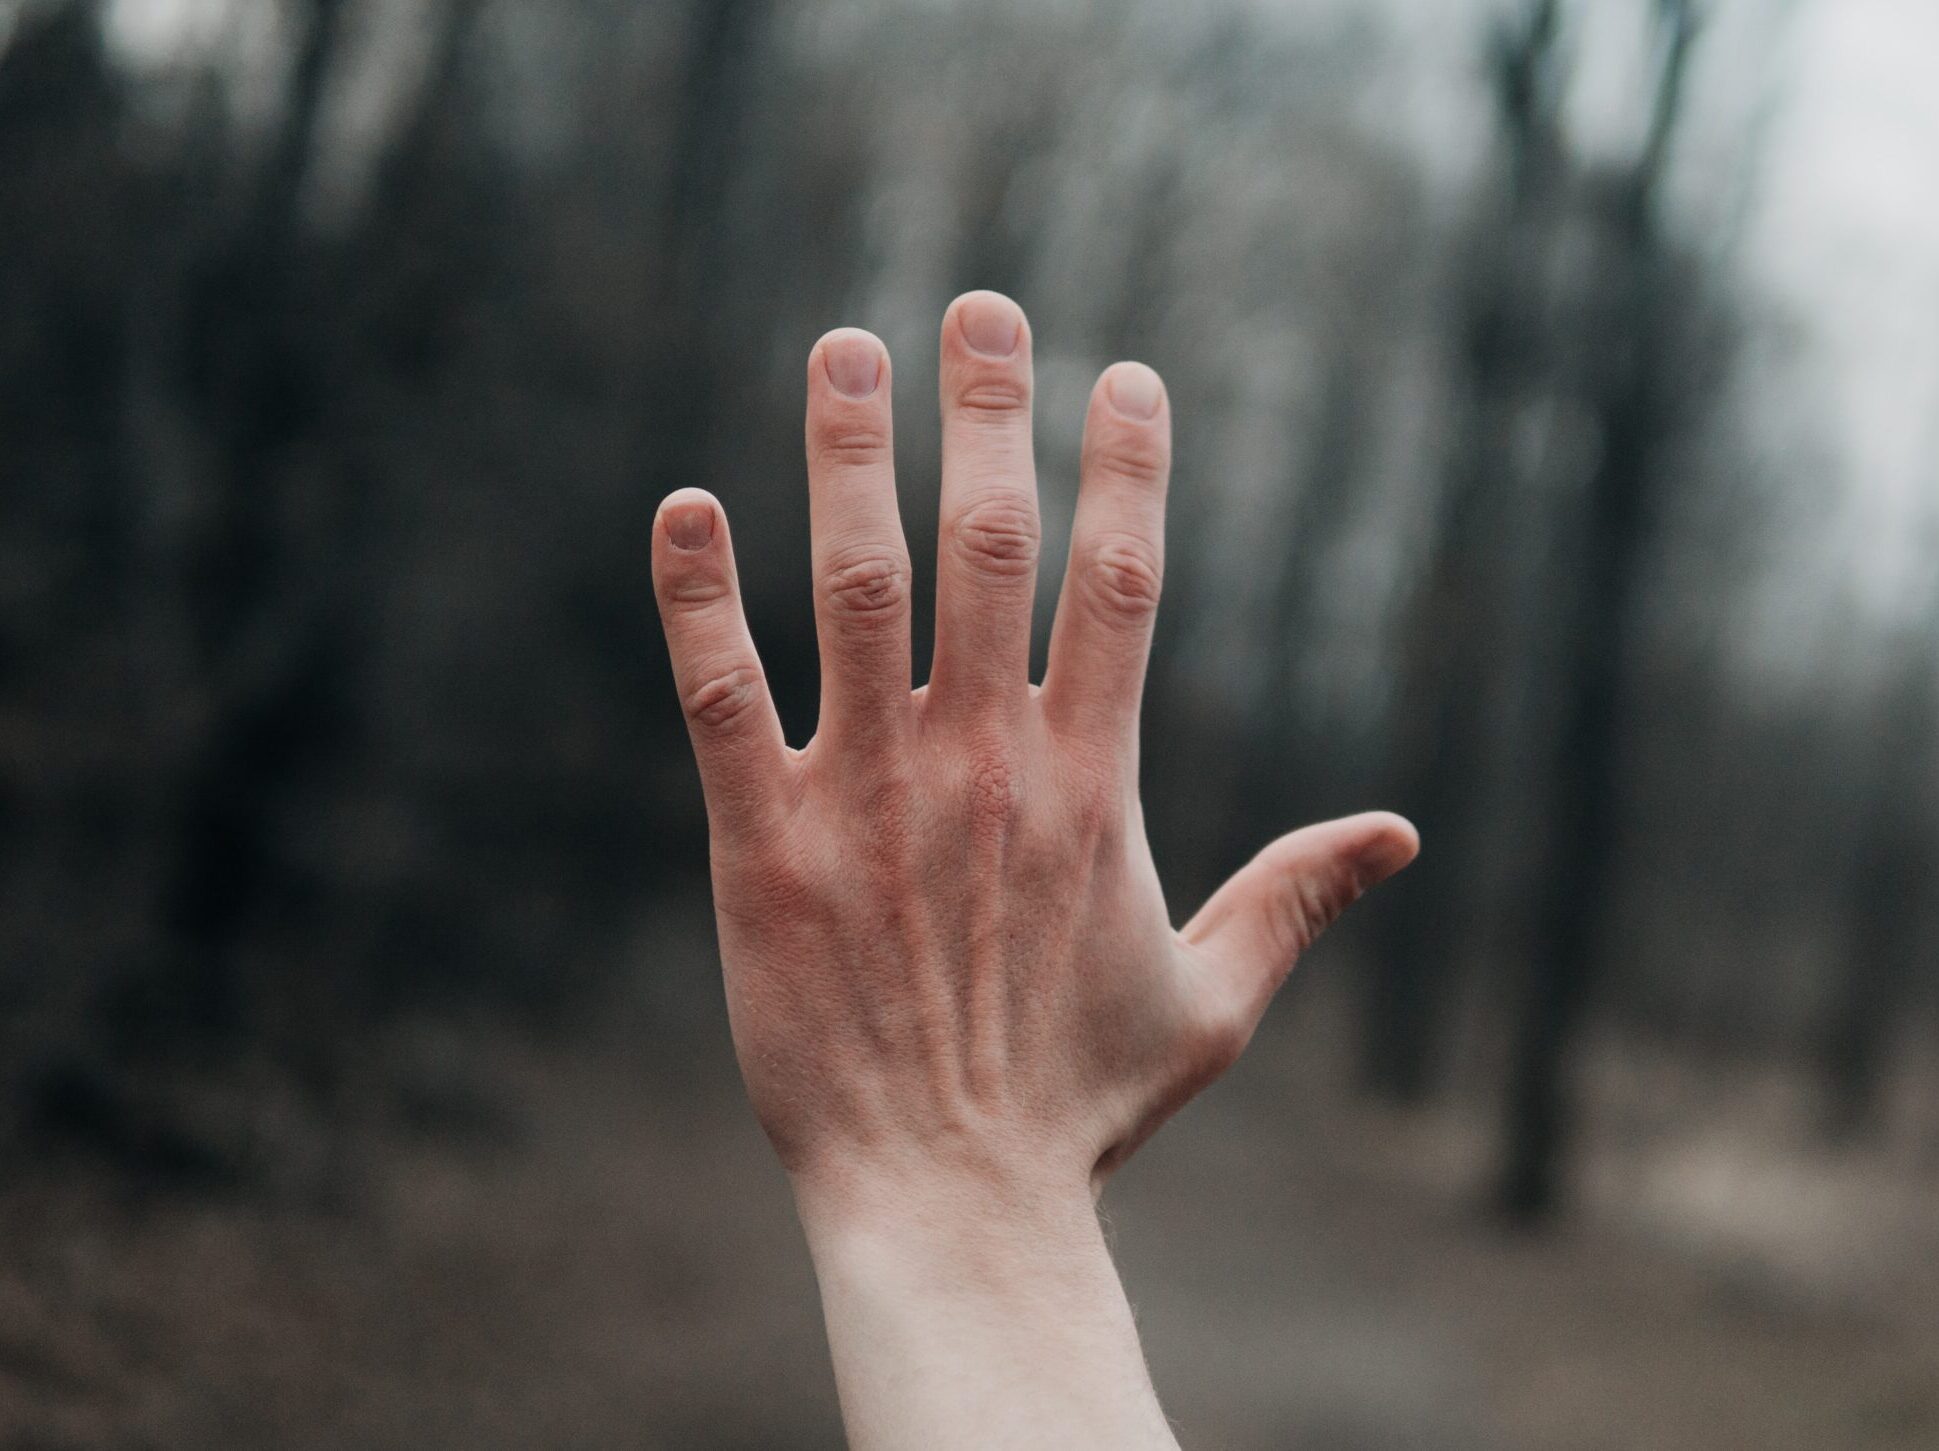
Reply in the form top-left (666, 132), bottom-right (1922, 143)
top-left (2, 978), bottom-right (1935, 1451)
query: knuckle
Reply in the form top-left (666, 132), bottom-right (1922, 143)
top-left (812, 422), bottom-right (891, 468)
top-left (1059, 752), bottom-right (1124, 840)
top-left (1082, 536), bottom-right (1163, 622)
top-left (663, 572), bottom-right (733, 610)
top-left (1088, 433), bottom-right (1168, 487)
top-left (682, 663), bottom-right (766, 734)
top-left (952, 376), bottom-right (1030, 417)
top-left (1068, 786), bottom-right (1114, 841)
top-left (1269, 869), bottom-right (1345, 956)
top-left (820, 548), bottom-right (911, 620)
top-left (963, 745), bottom-right (1021, 831)
top-left (950, 498), bottom-right (1040, 578)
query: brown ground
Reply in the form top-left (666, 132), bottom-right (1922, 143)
top-left (3, 986), bottom-right (1936, 1451)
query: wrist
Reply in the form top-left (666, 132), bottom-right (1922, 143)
top-left (790, 1140), bottom-right (1115, 1321)
top-left (791, 1151), bottom-right (1103, 1278)
top-left (791, 1153), bottom-right (1177, 1449)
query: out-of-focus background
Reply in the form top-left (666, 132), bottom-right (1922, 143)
top-left (2, 0), bottom-right (1937, 1445)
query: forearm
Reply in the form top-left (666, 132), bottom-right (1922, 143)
top-left (796, 1170), bottom-right (1179, 1451)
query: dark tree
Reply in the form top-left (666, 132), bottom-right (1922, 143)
top-left (1820, 639), bottom-right (1937, 1136)
top-left (1497, 0), bottom-right (1708, 1224)
top-left (1360, 0), bottom-right (1570, 1103)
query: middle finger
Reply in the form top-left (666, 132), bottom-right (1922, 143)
top-left (927, 291), bottom-right (1040, 724)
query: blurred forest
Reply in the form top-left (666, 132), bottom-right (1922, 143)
top-left (2, 0), bottom-right (1937, 1446)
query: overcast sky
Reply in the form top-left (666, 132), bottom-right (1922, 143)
top-left (1750, 0), bottom-right (1939, 621)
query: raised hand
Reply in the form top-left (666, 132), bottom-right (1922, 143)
top-left (651, 292), bottom-right (1416, 1449)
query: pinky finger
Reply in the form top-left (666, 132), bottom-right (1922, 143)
top-left (652, 489), bottom-right (791, 842)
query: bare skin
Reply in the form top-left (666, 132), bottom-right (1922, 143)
top-left (651, 292), bottom-right (1418, 1449)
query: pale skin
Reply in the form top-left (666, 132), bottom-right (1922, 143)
top-left (651, 291), bottom-right (1418, 1449)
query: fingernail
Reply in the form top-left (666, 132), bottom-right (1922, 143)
top-left (665, 501), bottom-right (715, 551)
top-left (823, 332), bottom-right (882, 398)
top-left (1358, 824), bottom-right (1419, 883)
top-left (959, 293), bottom-right (1022, 356)
top-left (1107, 363), bottom-right (1163, 420)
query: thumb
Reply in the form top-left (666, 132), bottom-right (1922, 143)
top-left (1182, 811), bottom-right (1419, 1010)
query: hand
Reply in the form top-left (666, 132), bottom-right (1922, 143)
top-left (651, 292), bottom-right (1417, 1448)
top-left (653, 288), bottom-right (1415, 1205)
